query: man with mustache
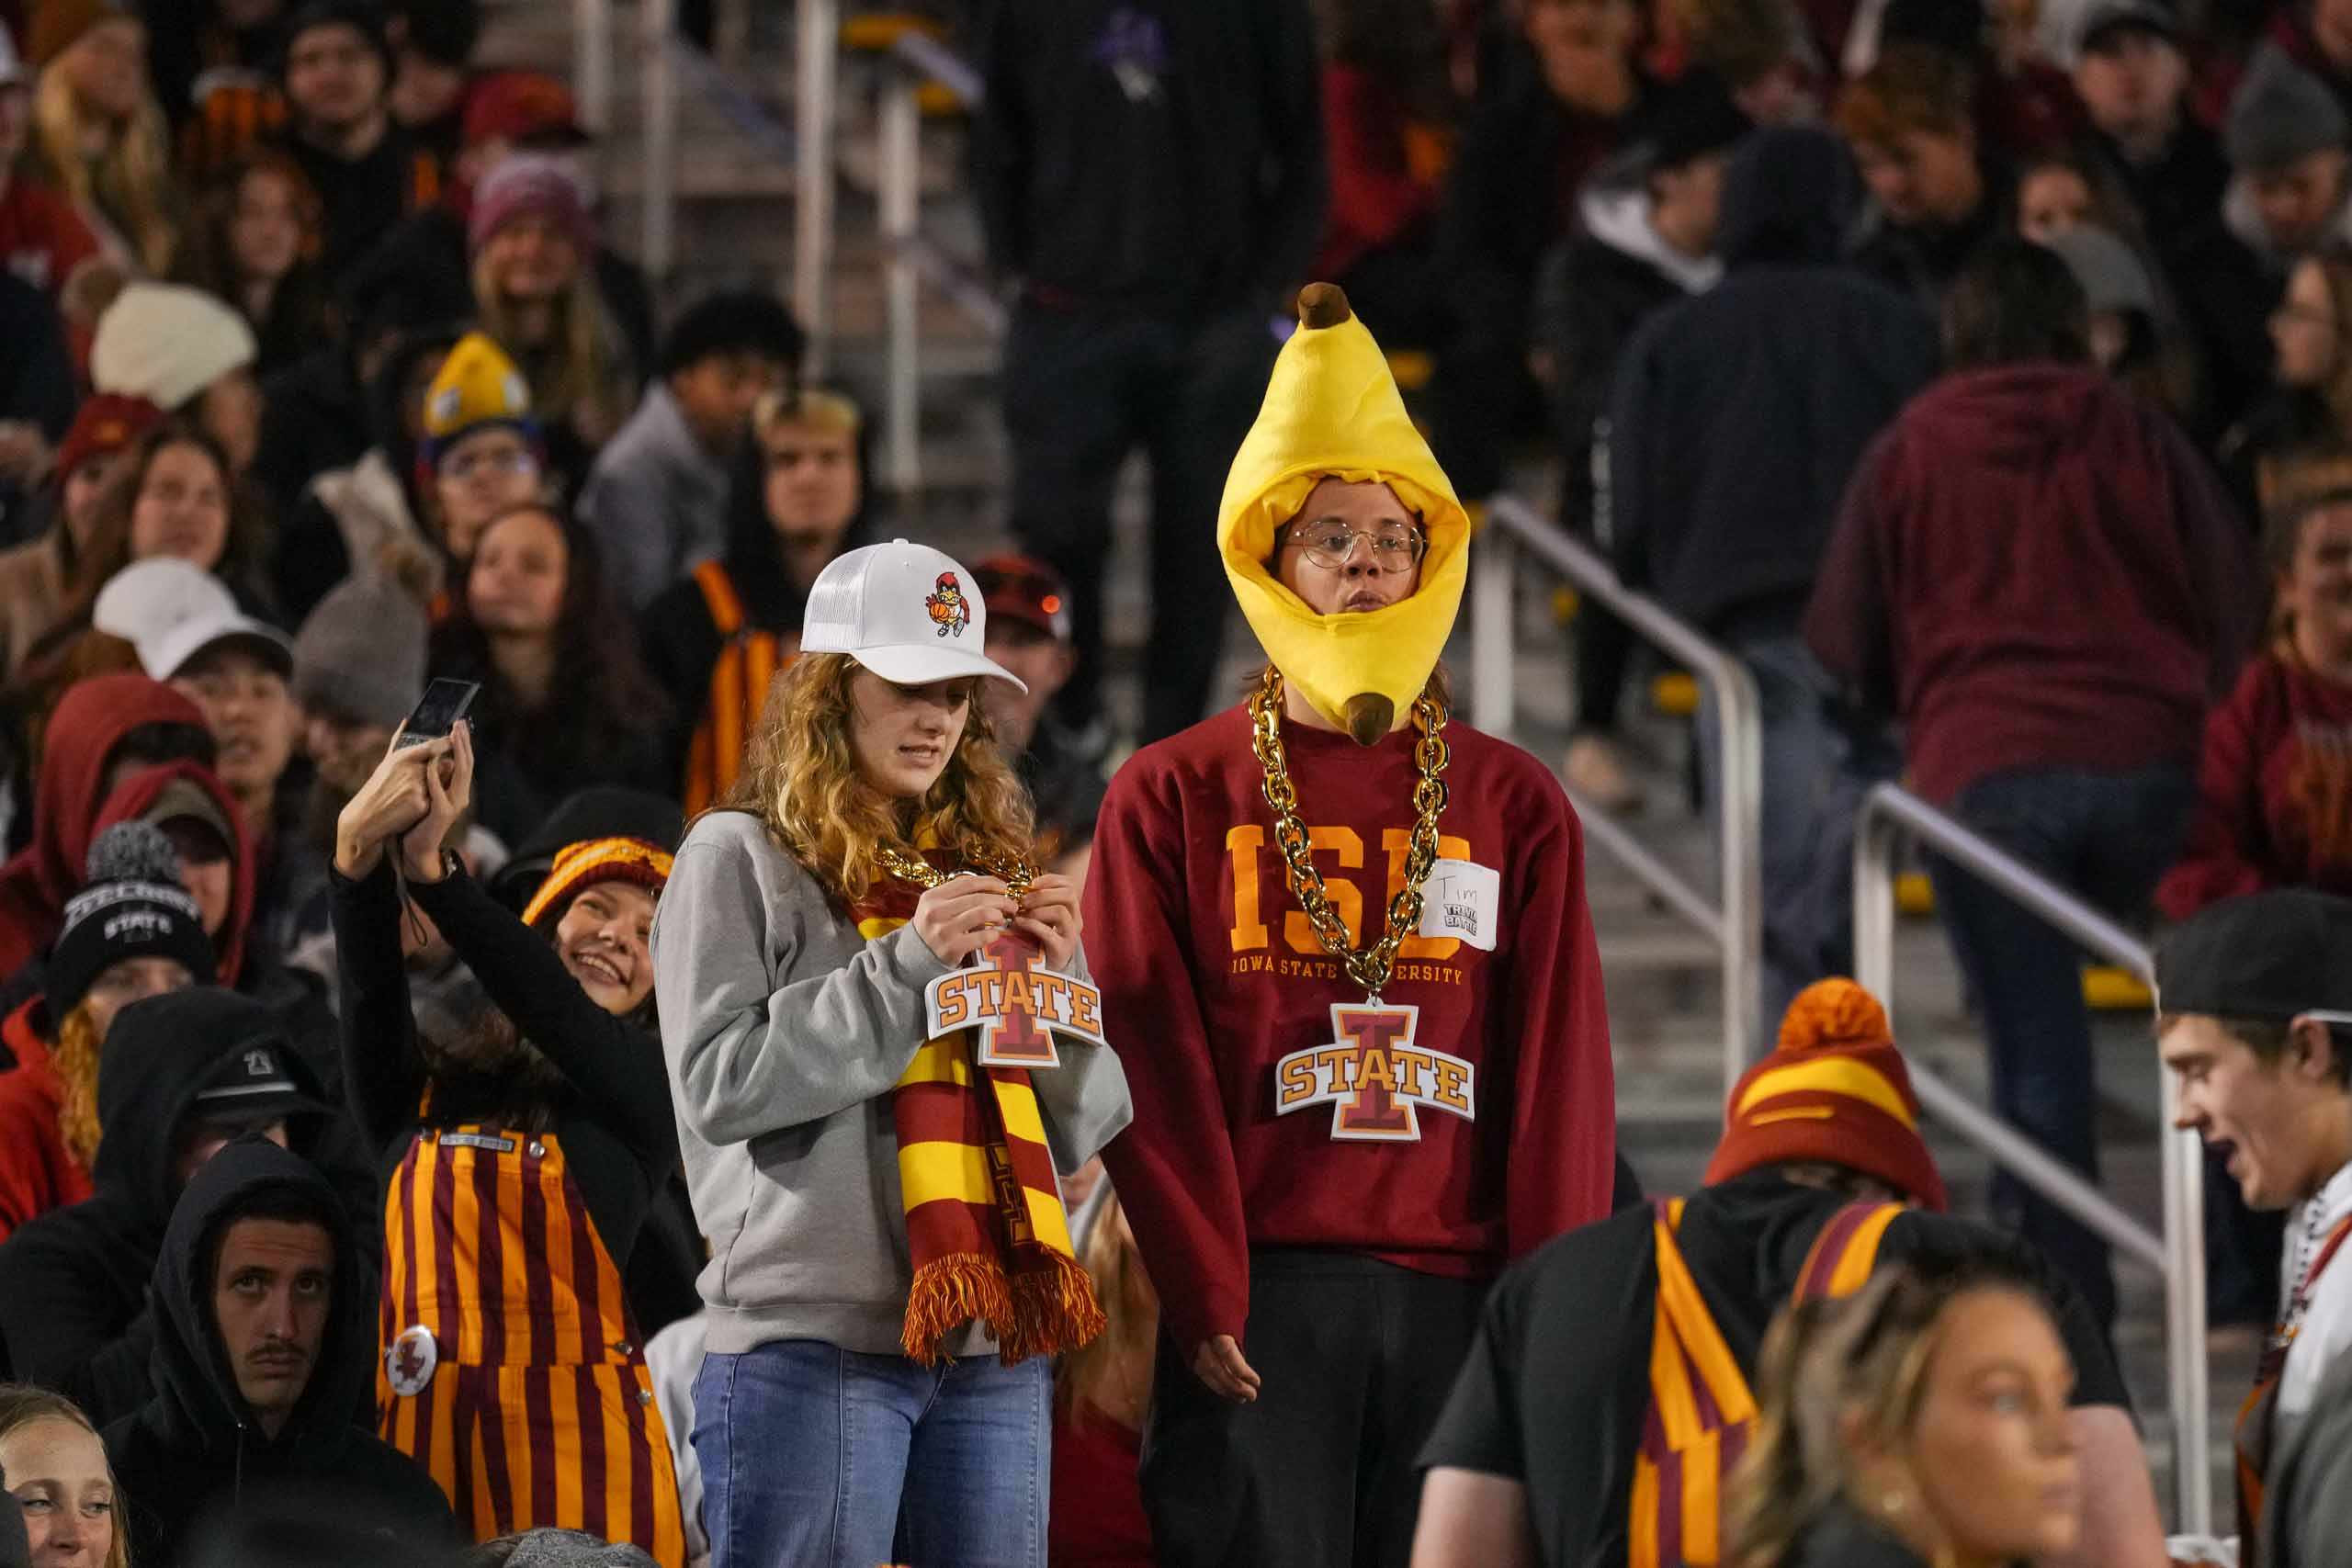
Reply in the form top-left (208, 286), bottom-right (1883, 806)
top-left (1085, 284), bottom-right (1618, 1567)
top-left (100, 1135), bottom-right (452, 1567)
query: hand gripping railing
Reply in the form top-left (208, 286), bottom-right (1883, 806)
top-left (1471, 496), bottom-right (1763, 1090)
top-left (1852, 781), bottom-right (2210, 1532)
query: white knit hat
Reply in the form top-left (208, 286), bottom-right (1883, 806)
top-left (90, 283), bottom-right (258, 412)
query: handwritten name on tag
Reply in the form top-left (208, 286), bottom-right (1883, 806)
top-left (1416, 858), bottom-right (1500, 951)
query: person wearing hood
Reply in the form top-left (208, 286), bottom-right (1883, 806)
top-left (0, 821), bottom-right (212, 1244)
top-left (1605, 125), bottom-right (1938, 1028)
top-left (1532, 70), bottom-right (1747, 814)
top-left (103, 1135), bottom-right (453, 1568)
top-left (331, 726), bottom-right (687, 1559)
top-left (0, 671), bottom-right (217, 979)
top-left (1086, 284), bottom-right (1617, 1567)
top-left (0, 987), bottom-right (343, 1428)
top-left (1804, 238), bottom-right (2256, 1329)
top-left (640, 386), bottom-right (875, 815)
top-left (2221, 46), bottom-right (2352, 274)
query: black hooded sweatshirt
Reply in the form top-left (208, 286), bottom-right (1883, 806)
top-left (103, 1138), bottom-right (454, 1568)
top-left (0, 989), bottom-right (358, 1425)
top-left (1605, 127), bottom-right (1940, 637)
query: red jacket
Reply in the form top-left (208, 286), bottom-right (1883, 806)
top-left (0, 674), bottom-right (213, 978)
top-left (0, 1000), bottom-right (92, 1246)
top-left (2156, 651), bottom-right (2352, 919)
top-left (1806, 365), bottom-right (2256, 807)
top-left (1085, 705), bottom-right (1617, 1350)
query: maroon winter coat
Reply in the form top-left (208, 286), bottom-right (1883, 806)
top-left (1805, 363), bottom-right (2256, 806)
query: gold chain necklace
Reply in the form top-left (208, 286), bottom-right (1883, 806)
top-left (876, 843), bottom-right (1039, 901)
top-left (1248, 667), bottom-right (1451, 1001)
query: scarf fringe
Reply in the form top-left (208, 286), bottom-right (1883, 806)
top-left (902, 1253), bottom-right (1015, 1365)
top-left (901, 1249), bottom-right (1109, 1368)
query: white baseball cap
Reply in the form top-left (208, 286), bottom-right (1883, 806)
top-left (801, 539), bottom-right (1027, 691)
top-left (94, 558), bottom-right (293, 682)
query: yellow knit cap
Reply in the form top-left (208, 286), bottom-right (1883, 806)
top-left (1217, 285), bottom-right (1468, 744)
top-left (422, 332), bottom-right (535, 451)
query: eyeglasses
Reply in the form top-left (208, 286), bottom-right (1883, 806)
top-left (444, 448), bottom-right (537, 483)
top-left (1281, 521), bottom-right (1427, 572)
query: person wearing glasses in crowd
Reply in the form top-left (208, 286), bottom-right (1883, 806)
top-left (1084, 284), bottom-right (1618, 1567)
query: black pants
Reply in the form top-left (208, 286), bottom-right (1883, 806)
top-left (1141, 1251), bottom-right (1488, 1568)
top-left (1001, 299), bottom-right (1277, 743)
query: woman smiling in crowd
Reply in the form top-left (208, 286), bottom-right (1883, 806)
top-left (330, 718), bottom-right (686, 1560)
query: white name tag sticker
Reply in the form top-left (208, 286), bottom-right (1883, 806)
top-left (1417, 858), bottom-right (1500, 951)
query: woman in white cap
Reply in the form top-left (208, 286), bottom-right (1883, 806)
top-left (653, 538), bottom-right (1132, 1568)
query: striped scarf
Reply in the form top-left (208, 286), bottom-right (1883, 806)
top-left (852, 873), bottom-right (1105, 1366)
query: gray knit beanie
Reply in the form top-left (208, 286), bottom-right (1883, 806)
top-left (2226, 45), bottom-right (2351, 172)
top-left (497, 1530), bottom-right (660, 1567)
top-left (2038, 225), bottom-right (2156, 317)
top-left (292, 573), bottom-right (429, 728)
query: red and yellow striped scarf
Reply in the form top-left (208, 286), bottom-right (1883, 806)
top-left (852, 872), bottom-right (1104, 1366)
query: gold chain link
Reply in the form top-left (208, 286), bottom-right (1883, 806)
top-left (876, 843), bottom-right (1039, 902)
top-left (1248, 667), bottom-right (1451, 1000)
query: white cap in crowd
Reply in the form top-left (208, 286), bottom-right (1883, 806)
top-left (802, 539), bottom-right (1028, 691)
top-left (95, 558), bottom-right (293, 681)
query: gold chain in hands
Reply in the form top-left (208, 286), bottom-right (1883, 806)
top-left (1247, 667), bottom-right (1451, 1000)
top-left (876, 843), bottom-right (1038, 902)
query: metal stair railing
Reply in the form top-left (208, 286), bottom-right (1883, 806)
top-left (1472, 495), bottom-right (1764, 1090)
top-left (1852, 780), bottom-right (2210, 1532)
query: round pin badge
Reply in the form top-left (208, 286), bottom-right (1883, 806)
top-left (385, 1324), bottom-right (438, 1396)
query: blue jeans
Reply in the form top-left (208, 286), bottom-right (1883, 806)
top-left (1699, 631), bottom-right (1860, 1036)
top-left (693, 1339), bottom-right (1052, 1568)
top-left (1928, 763), bottom-right (2194, 1330)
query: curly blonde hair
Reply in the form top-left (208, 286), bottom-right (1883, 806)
top-left (722, 652), bottom-right (1036, 907)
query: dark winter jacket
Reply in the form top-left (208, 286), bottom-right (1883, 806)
top-left (971, 0), bottom-right (1327, 316)
top-left (1804, 363), bottom-right (2256, 806)
top-left (0, 989), bottom-right (356, 1427)
top-left (103, 1138), bottom-right (454, 1568)
top-left (1606, 128), bottom-right (1939, 634)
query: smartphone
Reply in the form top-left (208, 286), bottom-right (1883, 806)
top-left (394, 678), bottom-right (481, 750)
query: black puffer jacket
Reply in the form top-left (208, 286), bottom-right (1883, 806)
top-left (1605, 127), bottom-right (1939, 636)
top-left (102, 1138), bottom-right (454, 1568)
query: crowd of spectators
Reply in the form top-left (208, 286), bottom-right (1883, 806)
top-left (0, 0), bottom-right (2348, 1563)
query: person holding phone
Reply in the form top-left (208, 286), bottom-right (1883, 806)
top-left (328, 716), bottom-right (687, 1562)
top-left (652, 538), bottom-right (1132, 1568)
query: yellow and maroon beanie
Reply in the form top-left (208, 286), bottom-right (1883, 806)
top-left (1703, 978), bottom-right (1948, 1210)
top-left (521, 837), bottom-right (674, 930)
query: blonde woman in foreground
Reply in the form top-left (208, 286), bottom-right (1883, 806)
top-left (1726, 1261), bottom-right (2082, 1568)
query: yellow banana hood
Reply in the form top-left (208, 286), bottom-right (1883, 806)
top-left (1217, 284), bottom-right (1468, 745)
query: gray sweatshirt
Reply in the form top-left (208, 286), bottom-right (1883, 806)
top-left (651, 809), bottom-right (1133, 1357)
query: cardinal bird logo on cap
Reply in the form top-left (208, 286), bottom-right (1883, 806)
top-left (925, 572), bottom-right (970, 638)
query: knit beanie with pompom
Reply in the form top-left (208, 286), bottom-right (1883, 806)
top-left (1702, 977), bottom-right (1948, 1210)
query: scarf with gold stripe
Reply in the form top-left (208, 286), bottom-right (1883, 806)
top-left (854, 872), bottom-right (1104, 1366)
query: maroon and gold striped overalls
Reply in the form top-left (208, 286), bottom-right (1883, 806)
top-left (377, 1113), bottom-right (686, 1565)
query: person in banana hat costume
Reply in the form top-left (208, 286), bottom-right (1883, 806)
top-left (1084, 284), bottom-right (1621, 1567)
